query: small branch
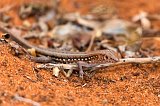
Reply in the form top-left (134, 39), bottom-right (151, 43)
top-left (14, 94), bottom-right (41, 106)
top-left (86, 31), bottom-right (96, 52)
top-left (36, 63), bottom-right (77, 69)
top-left (119, 56), bottom-right (160, 63)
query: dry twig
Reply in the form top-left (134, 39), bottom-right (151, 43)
top-left (14, 94), bottom-right (41, 106)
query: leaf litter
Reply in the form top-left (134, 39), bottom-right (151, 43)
top-left (0, 0), bottom-right (160, 105)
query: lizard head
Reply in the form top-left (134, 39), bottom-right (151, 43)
top-left (98, 49), bottom-right (120, 63)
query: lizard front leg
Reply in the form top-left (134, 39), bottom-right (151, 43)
top-left (77, 61), bottom-right (98, 79)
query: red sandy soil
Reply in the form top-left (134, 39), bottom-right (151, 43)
top-left (0, 0), bottom-right (160, 106)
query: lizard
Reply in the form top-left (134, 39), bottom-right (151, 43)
top-left (0, 23), bottom-right (119, 78)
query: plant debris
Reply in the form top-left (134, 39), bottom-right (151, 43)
top-left (0, 1), bottom-right (160, 105)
